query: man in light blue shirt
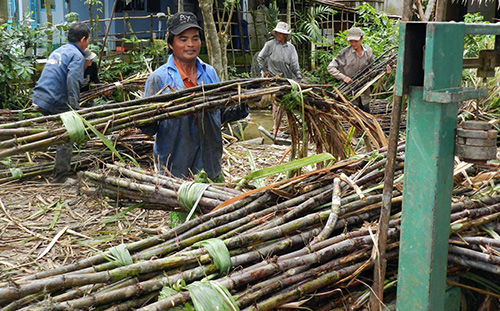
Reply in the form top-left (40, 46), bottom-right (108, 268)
top-left (143, 12), bottom-right (248, 181)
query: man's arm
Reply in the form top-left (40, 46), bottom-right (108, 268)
top-left (140, 74), bottom-right (163, 136)
top-left (221, 103), bottom-right (250, 124)
top-left (289, 45), bottom-right (302, 81)
top-left (67, 56), bottom-right (85, 110)
top-left (256, 41), bottom-right (271, 75)
top-left (327, 50), bottom-right (348, 82)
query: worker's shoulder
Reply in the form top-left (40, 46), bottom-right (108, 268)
top-left (338, 46), bottom-right (352, 56)
top-left (363, 45), bottom-right (373, 55)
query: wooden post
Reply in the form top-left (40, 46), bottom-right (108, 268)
top-left (98, 0), bottom-right (118, 70)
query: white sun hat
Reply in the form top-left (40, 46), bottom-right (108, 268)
top-left (272, 21), bottom-right (291, 35)
top-left (84, 50), bottom-right (97, 61)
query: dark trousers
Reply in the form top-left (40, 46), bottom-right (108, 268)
top-left (33, 104), bottom-right (73, 181)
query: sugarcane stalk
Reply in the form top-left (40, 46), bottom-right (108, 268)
top-left (448, 254), bottom-right (500, 275)
top-left (313, 177), bottom-right (341, 243)
top-left (449, 245), bottom-right (500, 265)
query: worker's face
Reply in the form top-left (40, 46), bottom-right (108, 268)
top-left (79, 36), bottom-right (90, 52)
top-left (274, 32), bottom-right (288, 44)
top-left (349, 38), bottom-right (363, 50)
top-left (169, 28), bottom-right (201, 63)
top-left (85, 59), bottom-right (93, 68)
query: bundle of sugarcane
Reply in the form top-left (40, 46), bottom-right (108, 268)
top-left (80, 162), bottom-right (243, 212)
top-left (0, 108), bottom-right (41, 123)
top-left (0, 132), bottom-right (154, 184)
top-left (337, 49), bottom-right (397, 99)
top-left (1, 147), bottom-right (498, 311)
top-left (283, 86), bottom-right (388, 160)
top-left (79, 72), bottom-right (149, 104)
top-left (0, 78), bottom-right (387, 162)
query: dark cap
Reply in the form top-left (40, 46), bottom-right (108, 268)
top-left (167, 12), bottom-right (202, 35)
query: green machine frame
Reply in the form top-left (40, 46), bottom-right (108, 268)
top-left (395, 22), bottom-right (500, 311)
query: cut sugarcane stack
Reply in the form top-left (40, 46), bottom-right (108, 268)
top-left (80, 162), bottom-right (242, 213)
top-left (0, 78), bottom-right (387, 162)
top-left (1, 146), bottom-right (498, 311)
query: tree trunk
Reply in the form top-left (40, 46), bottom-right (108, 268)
top-left (402, 0), bottom-right (413, 21)
top-left (0, 0), bottom-right (8, 24)
top-left (286, 0), bottom-right (291, 26)
top-left (44, 0), bottom-right (53, 53)
top-left (199, 0), bottom-right (226, 80)
top-left (178, 0), bottom-right (183, 12)
top-left (88, 3), bottom-right (94, 43)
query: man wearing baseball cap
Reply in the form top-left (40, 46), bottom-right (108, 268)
top-left (142, 12), bottom-right (249, 181)
top-left (327, 26), bottom-right (373, 112)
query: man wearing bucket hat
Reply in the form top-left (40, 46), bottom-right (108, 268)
top-left (327, 26), bottom-right (373, 112)
top-left (142, 11), bottom-right (249, 181)
top-left (256, 21), bottom-right (302, 136)
top-left (80, 50), bottom-right (100, 92)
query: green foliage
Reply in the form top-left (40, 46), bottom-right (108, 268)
top-left (99, 39), bottom-right (167, 83)
top-left (0, 19), bottom-right (37, 109)
top-left (293, 6), bottom-right (336, 45)
top-left (261, 3), bottom-right (279, 35)
top-left (104, 244), bottom-right (133, 266)
top-left (463, 13), bottom-right (494, 58)
top-left (304, 3), bottom-right (398, 84)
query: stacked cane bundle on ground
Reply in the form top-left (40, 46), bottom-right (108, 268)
top-left (0, 78), bottom-right (387, 163)
top-left (0, 145), bottom-right (498, 311)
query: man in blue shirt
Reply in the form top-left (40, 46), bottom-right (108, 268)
top-left (143, 12), bottom-right (249, 181)
top-left (32, 22), bottom-right (90, 182)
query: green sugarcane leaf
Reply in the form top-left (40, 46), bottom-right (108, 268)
top-left (60, 111), bottom-right (88, 146)
top-left (170, 211), bottom-right (188, 228)
top-left (101, 202), bottom-right (144, 225)
top-left (187, 281), bottom-right (239, 311)
top-left (48, 200), bottom-right (63, 230)
top-left (240, 153), bottom-right (335, 184)
top-left (107, 244), bottom-right (133, 266)
top-left (178, 182), bottom-right (210, 222)
top-left (192, 238), bottom-right (231, 275)
top-left (0, 157), bottom-right (11, 168)
top-left (9, 167), bottom-right (23, 179)
top-left (246, 150), bottom-right (265, 188)
top-left (158, 286), bottom-right (194, 310)
top-left (75, 111), bottom-right (125, 163)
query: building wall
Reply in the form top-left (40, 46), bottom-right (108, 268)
top-left (384, 0), bottom-right (403, 16)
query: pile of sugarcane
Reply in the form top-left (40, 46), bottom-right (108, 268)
top-left (337, 49), bottom-right (397, 99)
top-left (79, 73), bottom-right (148, 104)
top-left (80, 162), bottom-right (242, 213)
top-left (370, 99), bottom-right (407, 134)
top-left (0, 132), bottom-right (153, 184)
top-left (0, 146), bottom-right (498, 311)
top-left (0, 78), bottom-right (387, 162)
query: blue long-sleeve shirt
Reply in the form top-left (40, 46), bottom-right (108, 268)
top-left (144, 55), bottom-right (249, 180)
top-left (32, 43), bottom-right (85, 114)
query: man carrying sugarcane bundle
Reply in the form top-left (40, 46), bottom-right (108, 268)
top-left (327, 27), bottom-right (374, 113)
top-left (32, 22), bottom-right (90, 182)
top-left (142, 12), bottom-right (249, 181)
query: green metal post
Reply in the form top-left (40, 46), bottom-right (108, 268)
top-left (396, 23), bottom-right (465, 311)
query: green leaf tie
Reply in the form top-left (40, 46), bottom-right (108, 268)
top-left (59, 111), bottom-right (88, 145)
top-left (177, 182), bottom-right (210, 222)
top-left (187, 281), bottom-right (239, 311)
top-left (192, 238), bottom-right (231, 276)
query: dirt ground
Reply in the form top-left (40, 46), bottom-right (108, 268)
top-left (0, 140), bottom-right (290, 281)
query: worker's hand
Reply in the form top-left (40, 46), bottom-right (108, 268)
top-left (343, 76), bottom-right (352, 84)
top-left (386, 64), bottom-right (393, 74)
